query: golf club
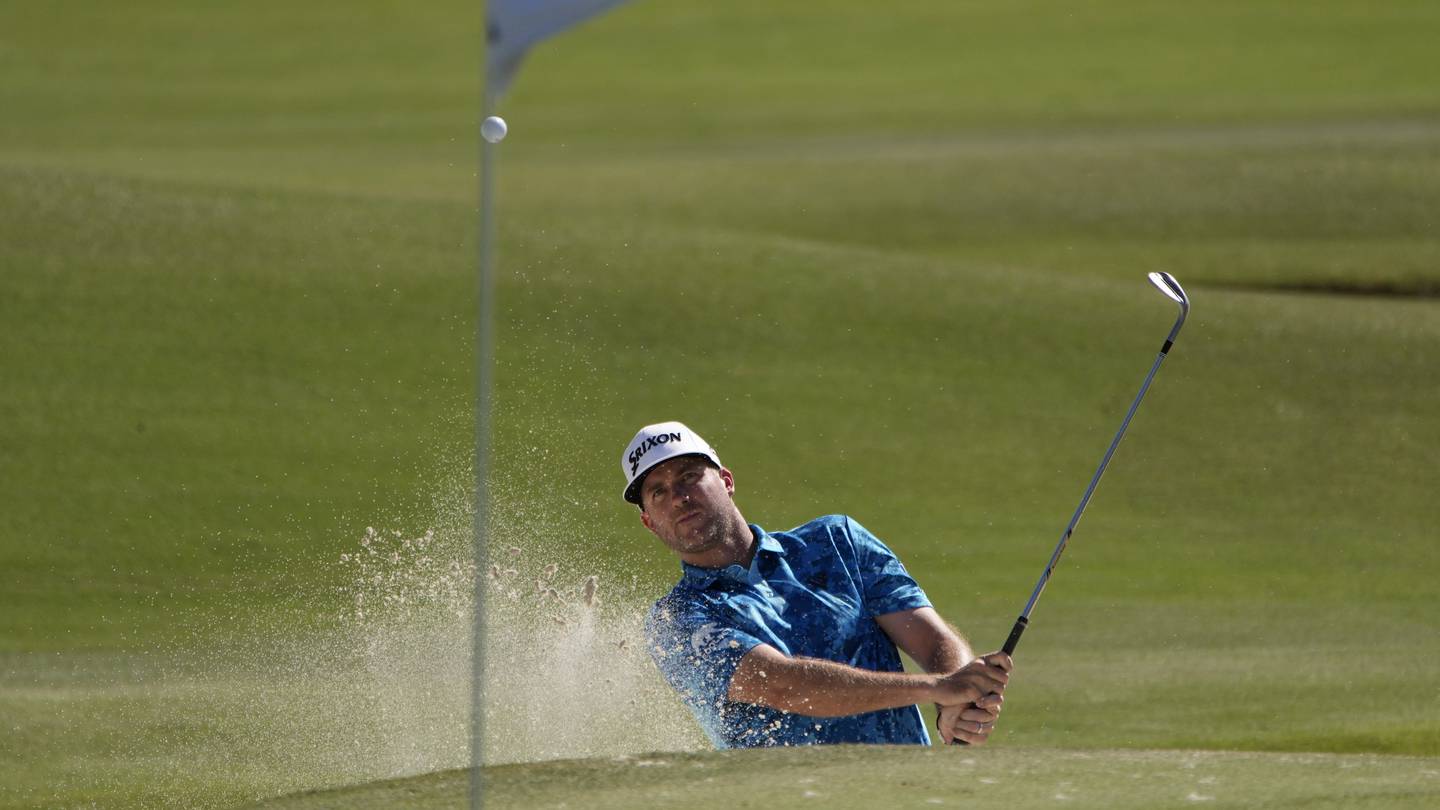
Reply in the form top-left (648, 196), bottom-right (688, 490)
top-left (951, 272), bottom-right (1189, 745)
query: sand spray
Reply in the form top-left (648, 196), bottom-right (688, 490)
top-left (50, 461), bottom-right (705, 807)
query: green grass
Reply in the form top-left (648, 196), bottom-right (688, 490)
top-left (2, 0), bottom-right (1439, 808)
top-left (0, 165), bottom-right (474, 651)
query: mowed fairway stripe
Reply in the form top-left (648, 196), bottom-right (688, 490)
top-left (498, 117), bottom-right (1440, 294)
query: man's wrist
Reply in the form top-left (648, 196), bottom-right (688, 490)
top-left (918, 672), bottom-right (944, 705)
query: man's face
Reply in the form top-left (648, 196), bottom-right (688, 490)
top-left (639, 455), bottom-right (736, 556)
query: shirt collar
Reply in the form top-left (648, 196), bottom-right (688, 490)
top-left (680, 524), bottom-right (784, 590)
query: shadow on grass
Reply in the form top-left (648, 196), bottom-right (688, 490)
top-left (1212, 279), bottom-right (1440, 299)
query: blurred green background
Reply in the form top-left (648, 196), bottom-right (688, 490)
top-left (2, 1), bottom-right (1438, 807)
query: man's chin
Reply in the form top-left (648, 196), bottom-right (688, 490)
top-left (675, 535), bottom-right (713, 554)
top-left (671, 525), bottom-right (718, 553)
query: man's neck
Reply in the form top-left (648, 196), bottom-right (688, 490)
top-left (679, 516), bottom-right (755, 570)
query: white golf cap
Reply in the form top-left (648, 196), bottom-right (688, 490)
top-left (620, 421), bottom-right (722, 505)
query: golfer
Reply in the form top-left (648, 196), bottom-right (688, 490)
top-left (624, 421), bottom-right (1012, 749)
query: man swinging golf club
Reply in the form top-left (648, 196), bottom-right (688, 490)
top-left (625, 421), bottom-right (1012, 749)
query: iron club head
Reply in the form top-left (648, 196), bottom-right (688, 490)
top-left (1148, 271), bottom-right (1189, 307)
top-left (1147, 272), bottom-right (1189, 344)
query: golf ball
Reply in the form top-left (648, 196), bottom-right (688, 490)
top-left (482, 116), bottom-right (508, 143)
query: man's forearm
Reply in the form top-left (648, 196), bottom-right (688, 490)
top-left (922, 629), bottom-right (973, 674)
top-left (729, 648), bottom-right (940, 717)
top-left (875, 607), bottom-right (974, 675)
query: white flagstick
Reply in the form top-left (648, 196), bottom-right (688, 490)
top-left (470, 88), bottom-right (498, 809)
top-left (474, 5), bottom-right (635, 801)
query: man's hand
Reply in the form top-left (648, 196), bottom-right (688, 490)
top-left (938, 692), bottom-right (1003, 746)
top-left (931, 652), bottom-right (1012, 708)
top-left (934, 652), bottom-right (1013, 746)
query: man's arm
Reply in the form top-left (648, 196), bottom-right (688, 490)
top-left (727, 642), bottom-right (1007, 718)
top-left (875, 606), bottom-right (1011, 745)
top-left (875, 606), bottom-right (974, 673)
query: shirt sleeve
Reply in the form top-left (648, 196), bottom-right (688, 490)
top-left (645, 596), bottom-right (764, 713)
top-left (844, 516), bottom-right (933, 617)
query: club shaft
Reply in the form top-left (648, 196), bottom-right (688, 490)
top-left (1003, 339), bottom-right (1174, 655)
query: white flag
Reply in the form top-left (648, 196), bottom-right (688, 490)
top-left (487, 0), bottom-right (632, 98)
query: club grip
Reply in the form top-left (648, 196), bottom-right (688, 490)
top-left (1001, 615), bottom-right (1029, 656)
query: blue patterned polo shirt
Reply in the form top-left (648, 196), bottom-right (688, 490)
top-left (644, 515), bottom-right (933, 748)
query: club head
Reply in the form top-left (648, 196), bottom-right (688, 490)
top-left (1148, 272), bottom-right (1188, 306)
top-left (1147, 272), bottom-right (1190, 343)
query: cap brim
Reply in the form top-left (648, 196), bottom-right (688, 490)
top-left (622, 452), bottom-right (719, 505)
top-left (622, 473), bottom-right (648, 505)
